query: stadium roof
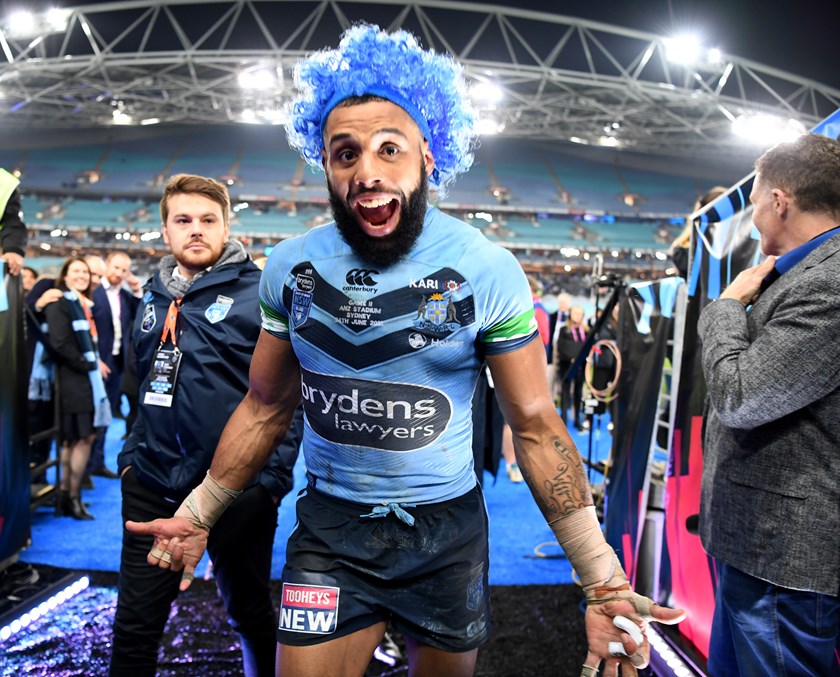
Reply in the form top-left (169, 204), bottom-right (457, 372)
top-left (2, 0), bottom-right (839, 163)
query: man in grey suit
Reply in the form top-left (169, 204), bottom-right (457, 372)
top-left (698, 133), bottom-right (840, 677)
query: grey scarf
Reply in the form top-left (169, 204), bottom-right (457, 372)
top-left (158, 239), bottom-right (249, 300)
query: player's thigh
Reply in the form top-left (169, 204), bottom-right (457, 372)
top-left (276, 621), bottom-right (387, 677)
top-left (404, 636), bottom-right (478, 677)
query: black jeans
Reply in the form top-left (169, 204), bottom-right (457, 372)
top-left (109, 469), bottom-right (279, 676)
top-left (559, 360), bottom-right (584, 427)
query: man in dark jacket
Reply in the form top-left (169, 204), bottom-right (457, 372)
top-left (109, 174), bottom-right (302, 677)
top-left (1, 167), bottom-right (26, 276)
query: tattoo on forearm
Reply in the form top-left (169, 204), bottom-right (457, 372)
top-left (527, 436), bottom-right (592, 521)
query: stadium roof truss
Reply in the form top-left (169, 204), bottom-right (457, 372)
top-left (1, 0), bottom-right (838, 161)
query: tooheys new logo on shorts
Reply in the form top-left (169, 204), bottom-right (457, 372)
top-left (279, 583), bottom-right (339, 634)
top-left (300, 368), bottom-right (452, 451)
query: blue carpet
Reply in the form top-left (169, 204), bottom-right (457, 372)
top-left (20, 415), bottom-right (613, 586)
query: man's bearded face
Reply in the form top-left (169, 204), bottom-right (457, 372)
top-left (329, 163), bottom-right (428, 268)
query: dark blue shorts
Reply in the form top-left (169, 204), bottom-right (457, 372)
top-left (276, 484), bottom-right (491, 652)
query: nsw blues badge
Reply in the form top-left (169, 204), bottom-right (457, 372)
top-left (141, 303), bottom-right (156, 333)
top-left (291, 291), bottom-right (312, 328)
top-left (466, 563), bottom-right (485, 611)
top-left (279, 583), bottom-right (339, 635)
top-left (291, 273), bottom-right (315, 329)
top-left (290, 274), bottom-right (314, 330)
top-left (205, 295), bottom-right (234, 324)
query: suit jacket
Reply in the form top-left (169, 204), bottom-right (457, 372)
top-left (91, 284), bottom-right (138, 362)
top-left (555, 324), bottom-right (587, 375)
top-left (698, 232), bottom-right (840, 595)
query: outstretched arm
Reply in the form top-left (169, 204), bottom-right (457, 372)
top-left (126, 330), bottom-right (302, 589)
top-left (486, 339), bottom-right (685, 676)
top-left (207, 330), bottom-right (302, 489)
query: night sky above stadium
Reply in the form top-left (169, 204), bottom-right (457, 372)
top-left (45, 0), bottom-right (839, 91)
top-left (474, 0), bottom-right (839, 91)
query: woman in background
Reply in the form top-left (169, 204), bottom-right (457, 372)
top-left (44, 257), bottom-right (111, 519)
top-left (669, 186), bottom-right (727, 278)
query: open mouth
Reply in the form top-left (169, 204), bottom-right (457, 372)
top-left (354, 196), bottom-right (399, 234)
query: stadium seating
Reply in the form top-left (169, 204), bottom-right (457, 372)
top-left (3, 124), bottom-right (735, 254)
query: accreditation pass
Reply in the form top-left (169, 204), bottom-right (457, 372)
top-left (143, 348), bottom-right (183, 407)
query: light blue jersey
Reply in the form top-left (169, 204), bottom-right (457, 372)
top-left (260, 206), bottom-right (537, 505)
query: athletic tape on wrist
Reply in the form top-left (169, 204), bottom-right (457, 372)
top-left (550, 506), bottom-right (633, 605)
top-left (174, 471), bottom-right (242, 531)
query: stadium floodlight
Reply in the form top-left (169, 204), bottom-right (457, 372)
top-left (2, 7), bottom-right (70, 39)
top-left (258, 107), bottom-right (286, 125)
top-left (664, 34), bottom-right (702, 66)
top-left (732, 113), bottom-right (806, 145)
top-left (476, 117), bottom-right (504, 135)
top-left (4, 10), bottom-right (35, 37)
top-left (112, 109), bottom-right (132, 125)
top-left (235, 106), bottom-right (285, 125)
top-left (664, 33), bottom-right (725, 71)
top-left (471, 81), bottom-right (503, 104)
top-left (238, 67), bottom-right (281, 91)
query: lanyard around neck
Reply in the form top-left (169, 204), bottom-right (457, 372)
top-left (160, 299), bottom-right (181, 347)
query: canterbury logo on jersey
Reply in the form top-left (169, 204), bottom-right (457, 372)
top-left (345, 268), bottom-right (379, 287)
top-left (300, 368), bottom-right (453, 452)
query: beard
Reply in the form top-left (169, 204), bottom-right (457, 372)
top-left (329, 164), bottom-right (428, 268)
top-left (173, 239), bottom-right (225, 276)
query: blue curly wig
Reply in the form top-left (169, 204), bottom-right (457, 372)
top-left (285, 24), bottom-right (478, 191)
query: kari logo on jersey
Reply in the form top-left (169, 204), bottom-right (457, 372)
top-left (300, 368), bottom-right (453, 452)
top-left (278, 583), bottom-right (339, 635)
